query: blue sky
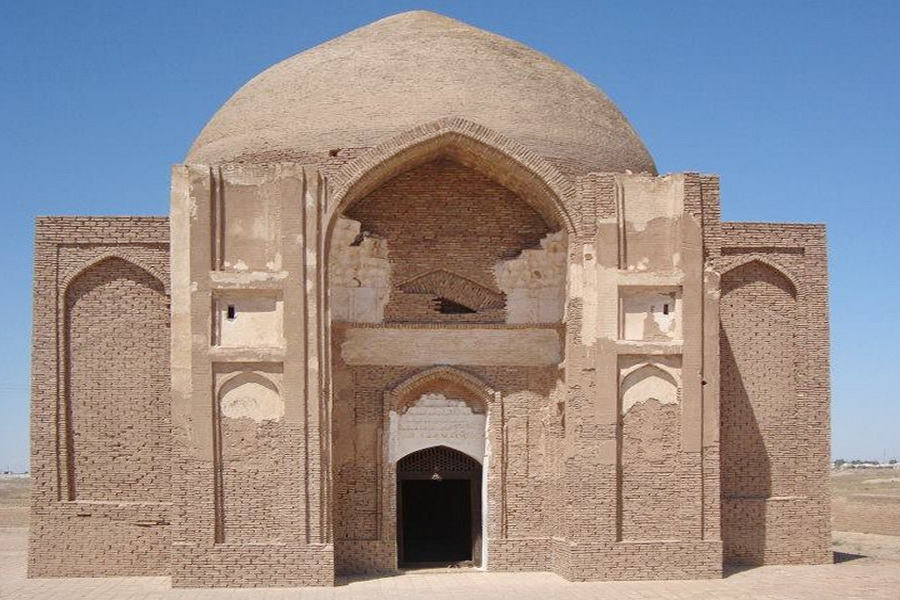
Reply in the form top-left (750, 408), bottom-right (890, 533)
top-left (1, 0), bottom-right (898, 471)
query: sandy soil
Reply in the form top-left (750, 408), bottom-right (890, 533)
top-left (833, 530), bottom-right (900, 561)
top-left (0, 475), bottom-right (28, 527)
top-left (831, 467), bottom-right (900, 498)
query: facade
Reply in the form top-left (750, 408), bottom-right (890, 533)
top-left (29, 11), bottom-right (831, 587)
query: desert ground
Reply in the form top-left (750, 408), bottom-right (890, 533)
top-left (2, 469), bottom-right (900, 599)
top-left (831, 466), bottom-right (900, 560)
top-left (0, 474), bottom-right (28, 528)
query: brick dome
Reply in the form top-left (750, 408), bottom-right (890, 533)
top-left (186, 11), bottom-right (656, 176)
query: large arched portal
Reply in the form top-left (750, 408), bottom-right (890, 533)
top-left (397, 446), bottom-right (483, 566)
top-left (327, 126), bottom-right (569, 576)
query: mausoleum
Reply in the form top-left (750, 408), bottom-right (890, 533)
top-left (29, 11), bottom-right (831, 587)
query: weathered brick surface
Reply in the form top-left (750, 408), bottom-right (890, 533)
top-left (551, 538), bottom-right (721, 581)
top-left (620, 403), bottom-right (695, 541)
top-left (717, 223), bottom-right (831, 566)
top-left (171, 542), bottom-right (334, 587)
top-left (29, 217), bottom-right (171, 577)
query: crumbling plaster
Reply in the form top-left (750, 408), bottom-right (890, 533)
top-left (388, 393), bottom-right (487, 464)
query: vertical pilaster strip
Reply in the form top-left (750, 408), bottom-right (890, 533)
top-left (29, 220), bottom-right (62, 562)
top-left (193, 167), bottom-right (216, 540)
top-left (303, 170), bottom-right (324, 543)
top-left (281, 166), bottom-right (307, 542)
top-left (699, 175), bottom-right (722, 542)
top-left (702, 264), bottom-right (721, 541)
top-left (680, 176), bottom-right (705, 541)
top-left (804, 226), bottom-right (831, 557)
top-left (680, 186), bottom-right (704, 455)
top-left (170, 165), bottom-right (215, 551)
top-left (558, 173), bottom-right (619, 550)
top-left (318, 172), bottom-right (333, 545)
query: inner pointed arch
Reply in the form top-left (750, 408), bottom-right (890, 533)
top-left (389, 366), bottom-right (494, 415)
top-left (328, 118), bottom-right (577, 237)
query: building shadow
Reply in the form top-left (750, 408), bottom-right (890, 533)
top-left (833, 551), bottom-right (867, 564)
top-left (722, 562), bottom-right (760, 578)
top-left (336, 571), bottom-right (402, 586)
top-left (720, 328), bottom-right (771, 567)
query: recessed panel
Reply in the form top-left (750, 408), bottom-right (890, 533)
top-left (215, 293), bottom-right (284, 348)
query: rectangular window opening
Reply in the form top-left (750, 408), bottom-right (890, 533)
top-left (226, 305), bottom-right (236, 320)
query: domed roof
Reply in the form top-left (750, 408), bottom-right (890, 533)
top-left (187, 11), bottom-right (656, 175)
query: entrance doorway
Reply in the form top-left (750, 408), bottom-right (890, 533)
top-left (396, 446), bottom-right (482, 567)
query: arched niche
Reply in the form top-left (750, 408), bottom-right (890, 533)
top-left (63, 257), bottom-right (169, 502)
top-left (720, 258), bottom-right (798, 496)
top-left (62, 252), bottom-right (169, 297)
top-left (618, 362), bottom-right (686, 541)
top-left (213, 370), bottom-right (287, 544)
top-left (389, 366), bottom-right (494, 414)
top-left (217, 372), bottom-right (283, 422)
top-left (620, 364), bottom-right (680, 415)
top-left (720, 258), bottom-right (798, 299)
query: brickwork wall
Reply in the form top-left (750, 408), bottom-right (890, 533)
top-left (551, 538), bottom-right (721, 581)
top-left (345, 157), bottom-right (552, 322)
top-left (539, 173), bottom-right (723, 582)
top-left (170, 543), bottom-right (334, 587)
top-left (219, 417), bottom-right (299, 543)
top-left (332, 360), bottom-right (557, 573)
top-left (169, 164), bottom-right (338, 587)
top-left (30, 217), bottom-right (171, 577)
top-left (28, 176), bottom-right (830, 585)
top-left (488, 538), bottom-right (551, 571)
top-left (717, 223), bottom-right (831, 566)
top-left (620, 402), bottom-right (694, 541)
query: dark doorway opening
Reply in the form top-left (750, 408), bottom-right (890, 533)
top-left (401, 480), bottom-right (471, 563)
top-left (397, 446), bottom-right (482, 568)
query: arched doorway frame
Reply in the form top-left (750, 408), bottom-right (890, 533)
top-left (382, 366), bottom-right (498, 570)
